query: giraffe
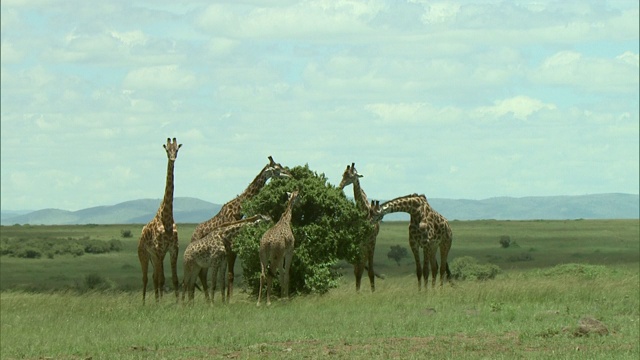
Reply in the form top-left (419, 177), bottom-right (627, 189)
top-left (338, 162), bottom-right (380, 292)
top-left (370, 194), bottom-right (452, 290)
top-left (137, 137), bottom-right (182, 304)
top-left (191, 156), bottom-right (291, 301)
top-left (182, 214), bottom-right (271, 304)
top-left (257, 190), bottom-right (299, 306)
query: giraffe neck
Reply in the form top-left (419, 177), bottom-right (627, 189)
top-left (380, 195), bottom-right (425, 220)
top-left (214, 215), bottom-right (261, 240)
top-left (278, 198), bottom-right (295, 226)
top-left (159, 158), bottom-right (175, 231)
top-left (238, 165), bottom-right (270, 201)
top-left (352, 178), bottom-right (370, 213)
top-left (209, 166), bottom-right (271, 226)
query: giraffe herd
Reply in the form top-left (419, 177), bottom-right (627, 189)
top-left (137, 138), bottom-right (453, 306)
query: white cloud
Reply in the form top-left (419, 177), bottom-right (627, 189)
top-left (532, 50), bottom-right (640, 93)
top-left (197, 1), bottom-right (383, 38)
top-left (1, 0), bottom-right (638, 211)
top-left (617, 51), bottom-right (639, 67)
top-left (109, 30), bottom-right (148, 47)
top-left (474, 96), bottom-right (557, 121)
top-left (419, 2), bottom-right (460, 24)
top-left (123, 65), bottom-right (197, 90)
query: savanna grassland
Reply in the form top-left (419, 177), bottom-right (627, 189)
top-left (1, 219), bottom-right (638, 359)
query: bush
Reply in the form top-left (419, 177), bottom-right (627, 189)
top-left (387, 245), bottom-right (408, 266)
top-left (542, 263), bottom-right (609, 279)
top-left (16, 247), bottom-right (42, 259)
top-left (82, 239), bottom-right (110, 254)
top-left (120, 229), bottom-right (133, 238)
top-left (450, 256), bottom-right (500, 281)
top-left (234, 164), bottom-right (372, 296)
top-left (507, 253), bottom-right (534, 262)
top-left (499, 235), bottom-right (511, 248)
top-left (108, 239), bottom-right (123, 252)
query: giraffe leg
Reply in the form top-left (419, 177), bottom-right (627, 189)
top-left (353, 259), bottom-right (364, 292)
top-left (154, 257), bottom-right (165, 302)
top-left (257, 265), bottom-right (266, 307)
top-left (226, 251), bottom-right (237, 302)
top-left (366, 246), bottom-right (376, 292)
top-left (422, 247), bottom-right (430, 291)
top-left (182, 262), bottom-right (196, 304)
top-left (266, 271), bottom-right (273, 306)
top-left (138, 249), bottom-right (149, 305)
top-left (429, 247), bottom-right (438, 289)
top-left (283, 250), bottom-right (293, 299)
top-left (197, 269), bottom-right (210, 302)
top-left (409, 240), bottom-right (422, 290)
top-left (170, 237), bottom-right (179, 301)
top-left (219, 261), bottom-right (227, 304)
top-left (439, 240), bottom-right (452, 287)
top-left (210, 264), bottom-right (218, 304)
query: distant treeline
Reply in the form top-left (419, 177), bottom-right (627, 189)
top-left (0, 236), bottom-right (123, 259)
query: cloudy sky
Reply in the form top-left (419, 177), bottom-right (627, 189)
top-left (1, 0), bottom-right (638, 212)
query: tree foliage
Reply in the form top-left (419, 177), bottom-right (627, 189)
top-left (234, 164), bottom-right (373, 296)
top-left (387, 245), bottom-right (408, 266)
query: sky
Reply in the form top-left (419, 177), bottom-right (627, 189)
top-left (1, 0), bottom-right (638, 212)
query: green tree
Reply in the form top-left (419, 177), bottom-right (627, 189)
top-left (234, 164), bottom-right (372, 296)
top-left (387, 245), bottom-right (408, 266)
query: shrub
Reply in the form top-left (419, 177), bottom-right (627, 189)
top-left (120, 229), bottom-right (133, 238)
top-left (234, 164), bottom-right (372, 296)
top-left (542, 263), bottom-right (609, 279)
top-left (82, 239), bottom-right (110, 254)
top-left (387, 245), bottom-right (408, 266)
top-left (108, 239), bottom-right (123, 252)
top-left (499, 235), bottom-right (511, 248)
top-left (507, 253), bottom-right (534, 262)
top-left (16, 247), bottom-right (42, 259)
top-left (83, 273), bottom-right (110, 291)
top-left (450, 256), bottom-right (500, 281)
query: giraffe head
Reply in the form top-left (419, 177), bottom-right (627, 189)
top-left (263, 155), bottom-right (292, 180)
top-left (369, 200), bottom-right (382, 222)
top-left (254, 213), bottom-right (273, 224)
top-left (287, 190), bottom-right (300, 203)
top-left (163, 137), bottom-right (182, 161)
top-left (338, 162), bottom-right (363, 190)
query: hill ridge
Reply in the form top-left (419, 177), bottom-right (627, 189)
top-left (1, 193), bottom-right (638, 225)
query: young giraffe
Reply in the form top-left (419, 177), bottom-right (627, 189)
top-left (182, 214), bottom-right (271, 304)
top-left (370, 194), bottom-right (452, 290)
top-left (339, 163), bottom-right (380, 292)
top-left (257, 190), bottom-right (299, 307)
top-left (191, 156), bottom-right (291, 301)
top-left (137, 137), bottom-right (182, 304)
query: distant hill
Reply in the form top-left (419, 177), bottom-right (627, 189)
top-left (1, 193), bottom-right (637, 225)
top-left (1, 197), bottom-right (222, 225)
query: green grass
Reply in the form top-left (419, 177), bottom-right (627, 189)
top-left (0, 220), bottom-right (638, 359)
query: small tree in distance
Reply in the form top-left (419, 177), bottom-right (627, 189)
top-left (499, 235), bottom-right (511, 248)
top-left (387, 245), bottom-right (408, 266)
